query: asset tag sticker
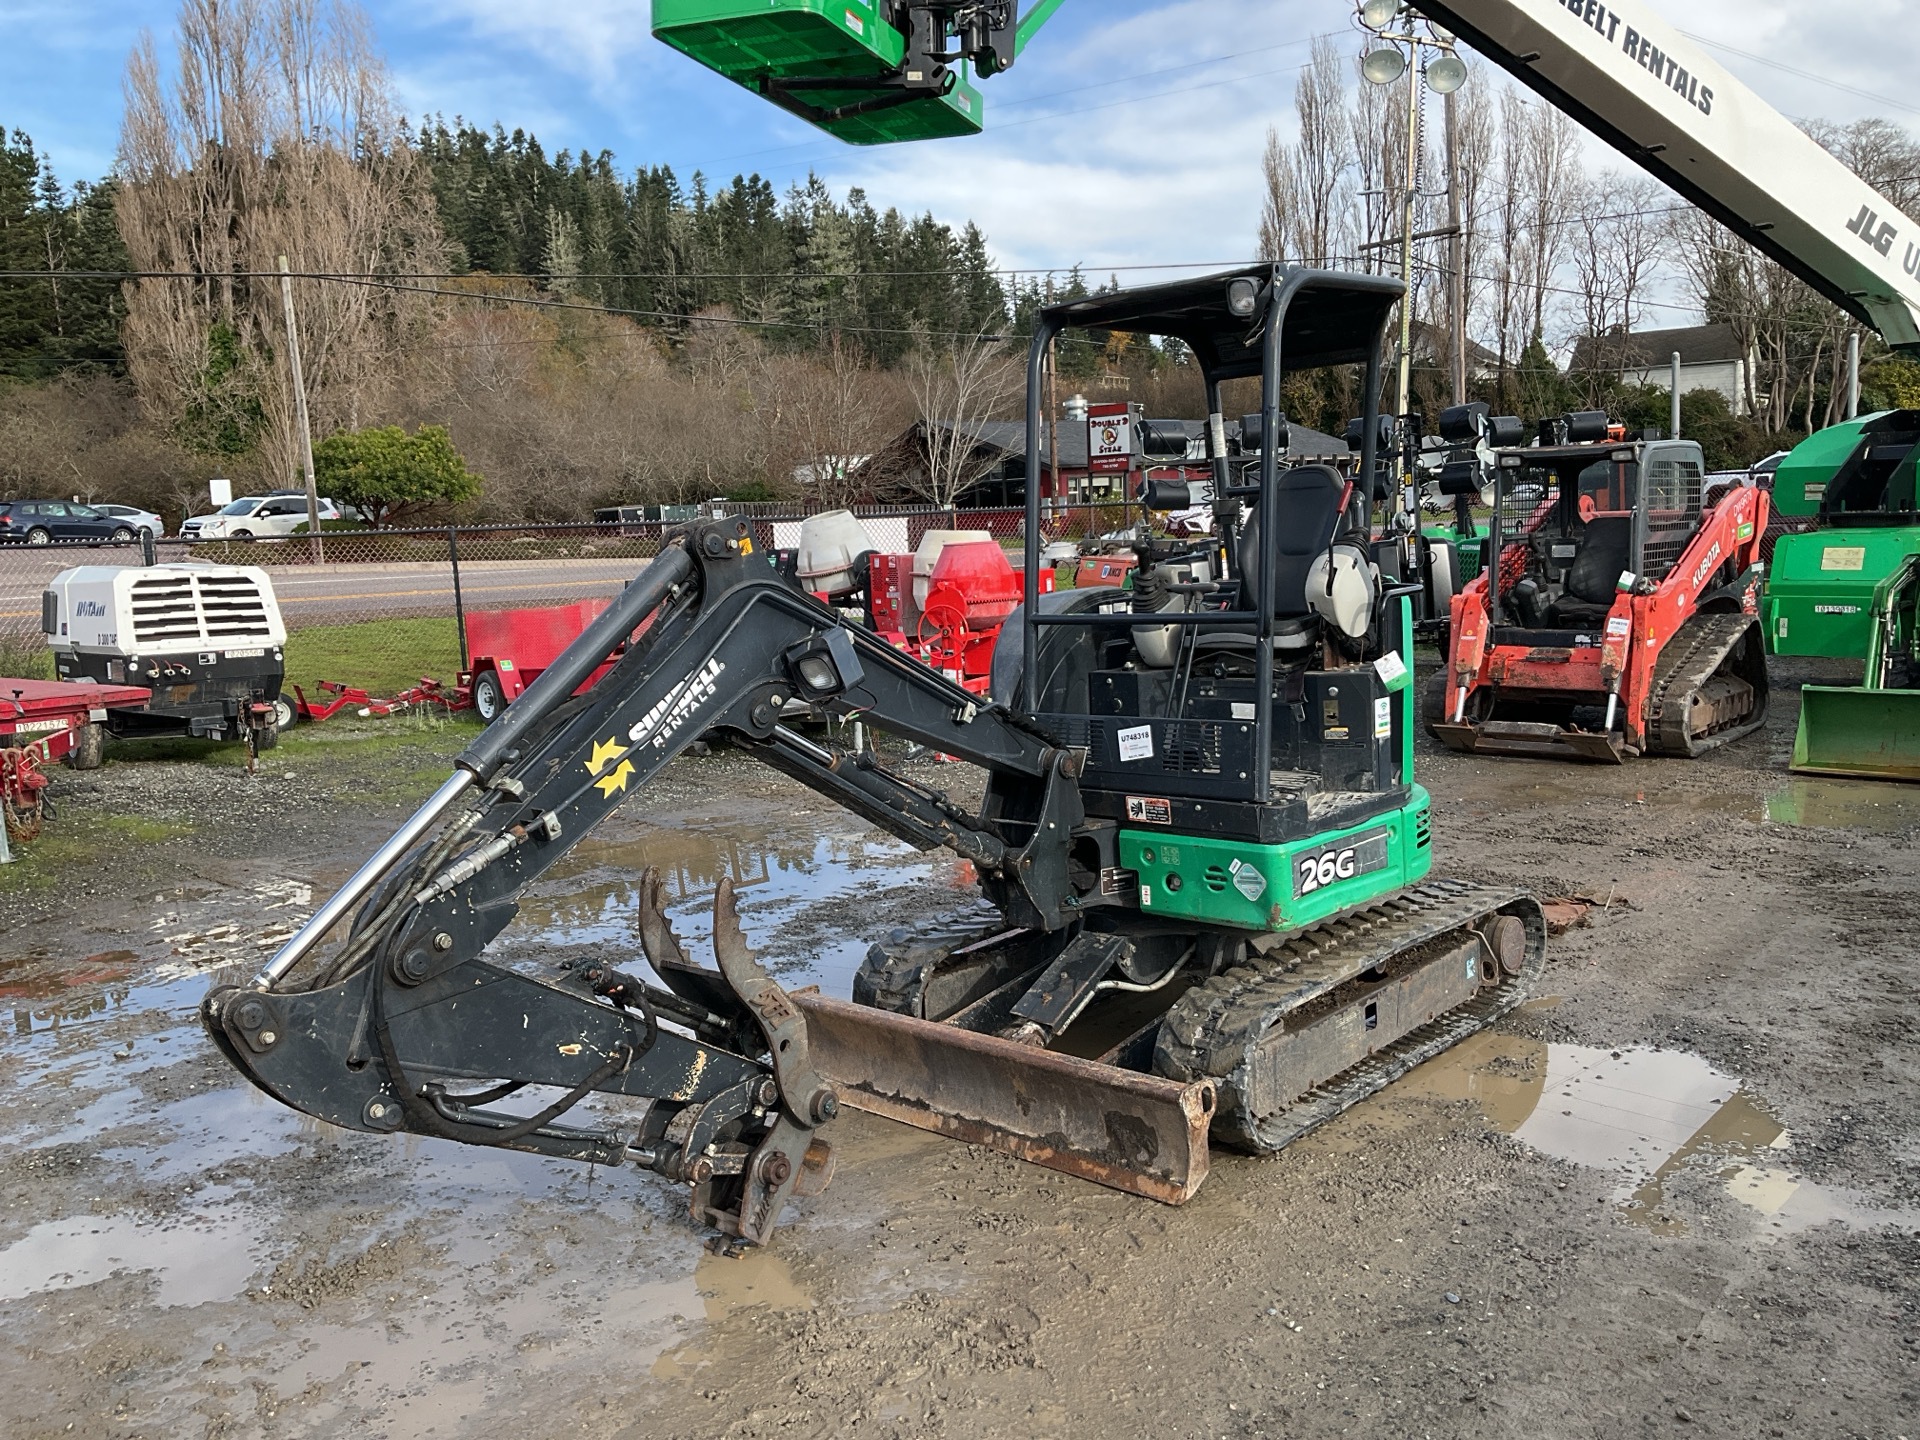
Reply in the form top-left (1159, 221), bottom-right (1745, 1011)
top-left (1372, 696), bottom-right (1393, 738)
top-left (1116, 724), bottom-right (1154, 762)
top-left (1230, 701), bottom-right (1256, 720)
top-left (1821, 546), bottom-right (1866, 572)
top-left (1605, 615), bottom-right (1632, 636)
top-left (1227, 858), bottom-right (1267, 902)
top-left (1125, 795), bottom-right (1173, 826)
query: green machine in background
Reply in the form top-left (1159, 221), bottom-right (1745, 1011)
top-left (651, 0), bottom-right (1065, 145)
top-left (1762, 409), bottom-right (1920, 780)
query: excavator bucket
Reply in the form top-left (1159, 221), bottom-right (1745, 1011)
top-left (793, 993), bottom-right (1215, 1205)
top-left (1430, 719), bottom-right (1627, 764)
top-left (1791, 685), bottom-right (1920, 782)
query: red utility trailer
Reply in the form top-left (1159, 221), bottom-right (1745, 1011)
top-left (0, 677), bottom-right (153, 840)
top-left (463, 599), bottom-right (624, 723)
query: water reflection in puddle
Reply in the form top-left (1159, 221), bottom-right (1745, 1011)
top-left (1762, 777), bottom-right (1920, 832)
top-left (0, 1210), bottom-right (262, 1308)
top-left (1404, 1032), bottom-right (1919, 1236)
top-left (513, 820), bottom-right (974, 995)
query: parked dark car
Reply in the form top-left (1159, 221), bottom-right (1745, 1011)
top-left (0, 501), bottom-right (140, 545)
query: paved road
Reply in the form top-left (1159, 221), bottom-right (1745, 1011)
top-left (0, 553), bottom-right (651, 631)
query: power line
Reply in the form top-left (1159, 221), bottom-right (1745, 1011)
top-left (1679, 32), bottom-right (1920, 119)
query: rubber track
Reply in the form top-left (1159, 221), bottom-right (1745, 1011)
top-left (1646, 612), bottom-right (1767, 757)
top-left (1154, 879), bottom-right (1546, 1152)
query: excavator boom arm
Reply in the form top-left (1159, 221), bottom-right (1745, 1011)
top-left (205, 521), bottom-right (1089, 1246)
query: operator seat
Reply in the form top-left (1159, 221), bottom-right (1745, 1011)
top-left (1226, 465), bottom-right (1350, 655)
top-left (1548, 516), bottom-right (1631, 626)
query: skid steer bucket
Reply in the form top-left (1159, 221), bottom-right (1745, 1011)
top-left (1430, 719), bottom-right (1627, 764)
top-left (793, 992), bottom-right (1215, 1205)
top-left (1791, 685), bottom-right (1920, 781)
top-left (652, 0), bottom-right (985, 144)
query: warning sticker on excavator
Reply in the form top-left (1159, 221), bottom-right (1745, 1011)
top-left (1821, 546), bottom-right (1866, 571)
top-left (1125, 795), bottom-right (1173, 825)
top-left (1372, 696), bottom-right (1393, 738)
top-left (1227, 858), bottom-right (1267, 902)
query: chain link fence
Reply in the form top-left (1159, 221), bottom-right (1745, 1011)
top-left (0, 501), bottom-right (1147, 701)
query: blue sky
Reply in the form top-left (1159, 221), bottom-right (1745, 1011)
top-left (1, 0), bottom-right (1912, 278)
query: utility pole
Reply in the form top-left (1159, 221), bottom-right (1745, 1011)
top-left (1444, 87), bottom-right (1466, 407)
top-left (277, 256), bottom-right (324, 564)
top-left (1393, 69), bottom-right (1420, 427)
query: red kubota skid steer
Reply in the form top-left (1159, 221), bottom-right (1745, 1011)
top-left (1426, 410), bottom-right (1771, 762)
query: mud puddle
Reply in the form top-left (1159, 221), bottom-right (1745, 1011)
top-left (0, 815), bottom-right (929, 1436)
top-left (1454, 772), bottom-right (1920, 837)
top-left (510, 816), bottom-right (977, 994)
top-left (1762, 776), bottom-right (1920, 832)
top-left (1399, 1031), bottom-right (1920, 1236)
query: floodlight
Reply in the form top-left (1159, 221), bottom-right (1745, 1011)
top-left (1362, 45), bottom-right (1407, 85)
top-left (1425, 52), bottom-right (1467, 93)
top-left (1226, 276), bottom-right (1260, 317)
top-left (1360, 0), bottom-right (1402, 29)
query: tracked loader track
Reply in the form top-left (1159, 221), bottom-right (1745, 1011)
top-left (1647, 613), bottom-right (1768, 757)
top-left (1154, 879), bottom-right (1546, 1152)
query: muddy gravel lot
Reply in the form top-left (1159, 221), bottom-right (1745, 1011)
top-left (0, 663), bottom-right (1916, 1440)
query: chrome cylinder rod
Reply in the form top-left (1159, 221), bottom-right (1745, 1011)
top-left (250, 770), bottom-right (475, 990)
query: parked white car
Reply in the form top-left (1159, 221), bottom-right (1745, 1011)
top-left (180, 494), bottom-right (344, 540)
top-left (90, 503), bottom-right (165, 538)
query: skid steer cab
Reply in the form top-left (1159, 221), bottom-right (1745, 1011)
top-left (207, 264), bottom-right (1542, 1251)
top-left (1427, 410), bottom-right (1771, 762)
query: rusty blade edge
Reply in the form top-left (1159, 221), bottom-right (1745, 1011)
top-left (793, 992), bottom-right (1212, 1207)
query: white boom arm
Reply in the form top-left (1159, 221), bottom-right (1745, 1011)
top-left (1413, 0), bottom-right (1920, 350)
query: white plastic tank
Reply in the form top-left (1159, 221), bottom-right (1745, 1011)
top-left (794, 510), bottom-right (878, 598)
top-left (912, 529), bottom-right (994, 609)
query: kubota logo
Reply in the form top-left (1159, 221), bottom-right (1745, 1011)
top-left (1690, 540), bottom-right (1722, 590)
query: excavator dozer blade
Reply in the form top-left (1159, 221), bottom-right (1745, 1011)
top-left (1430, 719), bottom-right (1626, 764)
top-left (1791, 684), bottom-right (1920, 782)
top-left (792, 992), bottom-right (1215, 1205)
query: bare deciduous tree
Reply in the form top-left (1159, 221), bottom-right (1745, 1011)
top-left (903, 329), bottom-right (1019, 510)
top-left (117, 0), bottom-right (444, 485)
top-left (1259, 37), bottom-right (1352, 266)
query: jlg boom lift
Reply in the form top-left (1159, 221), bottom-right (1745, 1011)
top-left (207, 267), bottom-right (1546, 1244)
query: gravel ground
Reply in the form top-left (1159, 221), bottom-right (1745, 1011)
top-left (0, 663), bottom-right (1915, 1440)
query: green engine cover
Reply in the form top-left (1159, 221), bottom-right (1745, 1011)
top-left (651, 0), bottom-right (985, 144)
top-left (1119, 786), bottom-right (1434, 933)
top-left (1763, 525), bottom-right (1920, 659)
top-left (1770, 417), bottom-right (1876, 518)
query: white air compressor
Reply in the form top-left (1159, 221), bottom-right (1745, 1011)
top-left (44, 563), bottom-right (291, 744)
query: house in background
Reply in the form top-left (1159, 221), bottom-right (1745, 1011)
top-left (1407, 319), bottom-right (1502, 384)
top-left (1568, 322), bottom-right (1754, 415)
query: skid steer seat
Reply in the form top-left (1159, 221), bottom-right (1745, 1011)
top-left (1218, 465), bottom-right (1349, 656)
top-left (1548, 515), bottom-right (1631, 627)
